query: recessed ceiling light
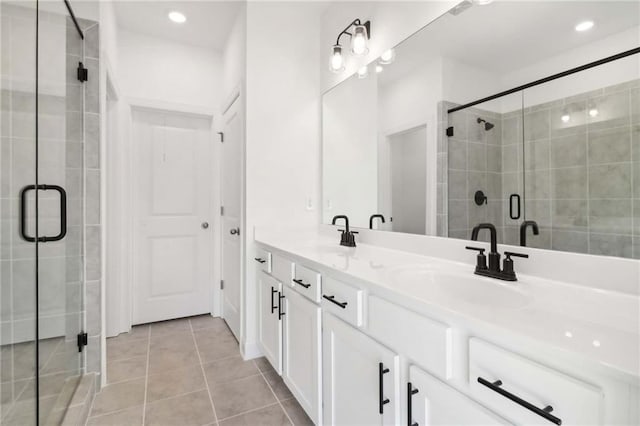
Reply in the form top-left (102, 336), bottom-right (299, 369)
top-left (575, 21), bottom-right (594, 32)
top-left (356, 66), bottom-right (368, 79)
top-left (375, 64), bottom-right (384, 73)
top-left (168, 11), bottom-right (186, 24)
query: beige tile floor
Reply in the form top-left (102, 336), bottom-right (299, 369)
top-left (87, 315), bottom-right (313, 426)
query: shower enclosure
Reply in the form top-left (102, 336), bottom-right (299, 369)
top-left (1, 0), bottom-right (90, 424)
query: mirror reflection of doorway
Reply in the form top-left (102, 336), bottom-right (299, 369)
top-left (388, 125), bottom-right (427, 235)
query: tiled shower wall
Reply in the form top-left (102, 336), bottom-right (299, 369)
top-left (439, 79), bottom-right (639, 259)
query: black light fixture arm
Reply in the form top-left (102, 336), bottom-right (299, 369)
top-left (335, 19), bottom-right (371, 46)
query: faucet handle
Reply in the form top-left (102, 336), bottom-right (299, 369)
top-left (465, 246), bottom-right (487, 271)
top-left (465, 246), bottom-right (485, 254)
top-left (504, 251), bottom-right (528, 259)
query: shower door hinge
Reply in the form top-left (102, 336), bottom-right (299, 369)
top-left (77, 62), bottom-right (88, 82)
top-left (217, 132), bottom-right (224, 143)
top-left (77, 332), bottom-right (88, 352)
top-left (220, 280), bottom-right (224, 290)
top-left (220, 206), bottom-right (224, 216)
top-left (446, 126), bottom-right (454, 137)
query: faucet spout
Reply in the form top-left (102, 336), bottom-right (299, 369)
top-left (471, 223), bottom-right (498, 254)
top-left (369, 214), bottom-right (385, 230)
top-left (520, 220), bottom-right (539, 247)
top-left (332, 215), bottom-right (350, 233)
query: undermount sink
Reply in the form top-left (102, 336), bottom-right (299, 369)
top-left (387, 265), bottom-right (532, 309)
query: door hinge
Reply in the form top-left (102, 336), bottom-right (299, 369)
top-left (217, 132), bottom-right (224, 143)
top-left (77, 62), bottom-right (88, 82)
top-left (220, 206), bottom-right (224, 216)
top-left (446, 126), bottom-right (454, 137)
top-left (220, 280), bottom-right (224, 290)
top-left (77, 332), bottom-right (88, 352)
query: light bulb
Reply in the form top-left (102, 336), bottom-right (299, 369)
top-left (561, 114), bottom-right (570, 123)
top-left (589, 108), bottom-right (599, 117)
top-left (356, 66), bottom-right (368, 79)
top-left (375, 64), bottom-right (384, 73)
top-left (329, 45), bottom-right (345, 73)
top-left (379, 49), bottom-right (396, 65)
top-left (168, 11), bottom-right (186, 23)
top-left (351, 25), bottom-right (369, 56)
top-left (575, 21), bottom-right (594, 32)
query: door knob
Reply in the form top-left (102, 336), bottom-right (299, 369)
top-left (201, 222), bottom-right (209, 229)
top-left (230, 228), bottom-right (240, 235)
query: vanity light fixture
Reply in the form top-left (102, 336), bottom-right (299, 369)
top-left (379, 49), bottom-right (396, 65)
top-left (168, 11), bottom-right (186, 23)
top-left (575, 20), bottom-right (594, 32)
top-left (356, 65), bottom-right (369, 79)
top-left (329, 18), bottom-right (371, 73)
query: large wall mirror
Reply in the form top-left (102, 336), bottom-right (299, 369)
top-left (322, 0), bottom-right (640, 259)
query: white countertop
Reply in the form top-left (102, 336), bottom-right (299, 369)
top-left (255, 228), bottom-right (640, 381)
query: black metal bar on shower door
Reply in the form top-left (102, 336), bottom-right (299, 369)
top-left (63, 0), bottom-right (84, 39)
top-left (20, 185), bottom-right (68, 243)
top-left (447, 47), bottom-right (640, 114)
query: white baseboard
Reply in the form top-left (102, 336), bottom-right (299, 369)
top-left (240, 340), bottom-right (262, 360)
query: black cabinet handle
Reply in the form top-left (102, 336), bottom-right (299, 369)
top-left (379, 363), bottom-right (390, 414)
top-left (322, 294), bottom-right (347, 309)
top-left (477, 377), bottom-right (562, 425)
top-left (270, 287), bottom-right (278, 314)
top-left (254, 257), bottom-right (266, 264)
top-left (509, 194), bottom-right (521, 220)
top-left (293, 278), bottom-right (311, 288)
top-left (20, 184), bottom-right (67, 243)
top-left (408, 382), bottom-right (419, 426)
top-left (278, 292), bottom-right (285, 319)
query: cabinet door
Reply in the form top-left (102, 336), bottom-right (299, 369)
top-left (323, 312), bottom-right (400, 425)
top-left (258, 271), bottom-right (282, 373)
top-left (408, 365), bottom-right (509, 426)
top-left (282, 287), bottom-right (322, 424)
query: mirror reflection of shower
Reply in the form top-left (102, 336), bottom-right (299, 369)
top-left (477, 117), bottom-right (494, 131)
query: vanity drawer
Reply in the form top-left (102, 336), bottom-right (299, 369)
top-left (469, 338), bottom-right (603, 425)
top-left (271, 253), bottom-right (294, 284)
top-left (321, 277), bottom-right (363, 327)
top-left (292, 264), bottom-right (322, 303)
top-left (254, 247), bottom-right (272, 273)
top-left (368, 296), bottom-right (452, 380)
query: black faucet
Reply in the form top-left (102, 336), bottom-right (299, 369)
top-left (332, 215), bottom-right (358, 247)
top-left (466, 222), bottom-right (528, 281)
top-left (369, 214), bottom-right (385, 230)
top-left (520, 220), bottom-right (539, 247)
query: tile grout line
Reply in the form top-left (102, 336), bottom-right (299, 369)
top-left (256, 364), bottom-right (295, 426)
top-left (189, 318), bottom-right (220, 425)
top-left (141, 324), bottom-right (151, 426)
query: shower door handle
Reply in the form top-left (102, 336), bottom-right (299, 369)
top-left (20, 184), bottom-right (67, 243)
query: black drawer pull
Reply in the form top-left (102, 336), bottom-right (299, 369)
top-left (379, 363), bottom-right (390, 414)
top-left (293, 278), bottom-right (311, 288)
top-left (323, 294), bottom-right (347, 309)
top-left (477, 377), bottom-right (562, 425)
top-left (278, 292), bottom-right (285, 320)
top-left (254, 257), bottom-right (266, 264)
top-left (270, 287), bottom-right (278, 314)
top-left (408, 382), bottom-right (419, 426)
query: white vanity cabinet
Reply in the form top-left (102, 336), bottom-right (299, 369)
top-left (323, 312), bottom-right (401, 425)
top-left (282, 286), bottom-right (322, 424)
top-left (408, 365), bottom-right (510, 425)
top-left (258, 270), bottom-right (283, 373)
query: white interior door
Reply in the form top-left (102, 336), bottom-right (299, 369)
top-left (221, 97), bottom-right (243, 339)
top-left (132, 109), bottom-right (213, 324)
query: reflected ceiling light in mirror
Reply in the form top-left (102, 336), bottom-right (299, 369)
top-left (375, 64), bottom-right (384, 73)
top-left (329, 45), bottom-right (345, 73)
top-left (168, 11), bottom-right (186, 23)
top-left (589, 108), bottom-right (599, 117)
top-left (564, 331), bottom-right (573, 338)
top-left (575, 21), bottom-right (594, 32)
top-left (592, 340), bottom-right (601, 347)
top-left (351, 24), bottom-right (370, 56)
top-left (379, 49), bottom-right (396, 65)
top-left (356, 66), bottom-right (369, 79)
top-left (473, 0), bottom-right (494, 5)
top-left (561, 114), bottom-right (571, 123)
top-left (330, 18), bottom-right (371, 73)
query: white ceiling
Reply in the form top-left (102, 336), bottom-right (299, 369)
top-left (380, 1), bottom-right (639, 84)
top-left (113, 1), bottom-right (243, 50)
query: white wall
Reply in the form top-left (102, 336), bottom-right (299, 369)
top-left (222, 6), bottom-right (246, 102)
top-left (118, 29), bottom-right (223, 111)
top-left (242, 1), bottom-right (324, 355)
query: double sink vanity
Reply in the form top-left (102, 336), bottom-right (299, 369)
top-left (253, 227), bottom-right (639, 425)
